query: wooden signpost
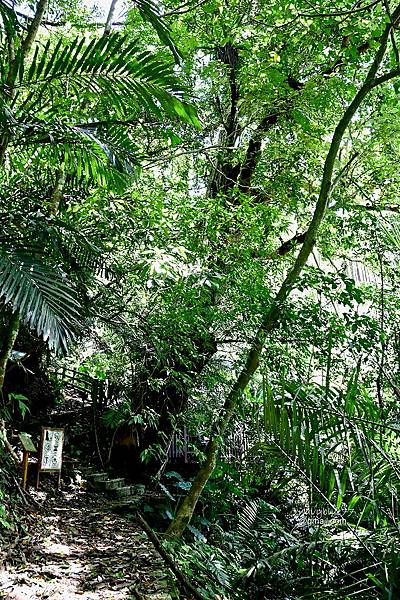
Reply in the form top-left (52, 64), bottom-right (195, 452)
top-left (36, 427), bottom-right (64, 490)
top-left (18, 432), bottom-right (37, 490)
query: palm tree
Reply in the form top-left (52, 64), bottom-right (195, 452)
top-left (0, 0), bottom-right (199, 390)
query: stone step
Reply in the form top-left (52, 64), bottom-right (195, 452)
top-left (80, 465), bottom-right (97, 474)
top-left (86, 472), bottom-right (108, 482)
top-left (131, 484), bottom-right (146, 495)
top-left (109, 499), bottom-right (141, 514)
top-left (103, 478), bottom-right (125, 491)
top-left (112, 485), bottom-right (135, 499)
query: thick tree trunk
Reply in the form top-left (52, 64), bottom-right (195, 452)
top-left (0, 311), bottom-right (21, 393)
top-left (165, 6), bottom-right (400, 539)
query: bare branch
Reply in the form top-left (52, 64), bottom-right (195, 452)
top-left (299, 0), bottom-right (380, 18)
top-left (163, 0), bottom-right (208, 17)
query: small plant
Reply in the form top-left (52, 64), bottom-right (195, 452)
top-left (0, 495), bottom-right (10, 530)
top-left (0, 393), bottom-right (30, 421)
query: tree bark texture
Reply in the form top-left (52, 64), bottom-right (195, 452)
top-left (165, 5), bottom-right (400, 539)
top-left (0, 419), bottom-right (19, 463)
top-left (7, 0), bottom-right (49, 89)
top-left (48, 169), bottom-right (66, 216)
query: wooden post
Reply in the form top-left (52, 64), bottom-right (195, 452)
top-left (36, 428), bottom-right (44, 490)
top-left (18, 433), bottom-right (37, 490)
top-left (21, 451), bottom-right (29, 490)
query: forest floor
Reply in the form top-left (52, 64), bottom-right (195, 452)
top-left (0, 486), bottom-right (175, 600)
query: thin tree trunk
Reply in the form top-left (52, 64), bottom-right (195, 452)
top-left (165, 5), bottom-right (400, 539)
top-left (136, 514), bottom-right (208, 600)
top-left (21, 0), bottom-right (49, 56)
top-left (7, 0), bottom-right (49, 89)
top-left (0, 0), bottom-right (49, 162)
top-left (48, 169), bottom-right (66, 216)
top-left (104, 0), bottom-right (118, 35)
top-left (0, 311), bottom-right (21, 393)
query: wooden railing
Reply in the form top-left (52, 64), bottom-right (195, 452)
top-left (168, 427), bottom-right (251, 465)
top-left (52, 366), bottom-right (120, 411)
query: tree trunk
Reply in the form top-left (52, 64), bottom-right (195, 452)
top-left (0, 311), bottom-right (21, 393)
top-left (104, 0), bottom-right (118, 35)
top-left (165, 5), bottom-right (400, 539)
top-left (0, 0), bottom-right (49, 162)
top-left (48, 169), bottom-right (66, 216)
top-left (20, 0), bottom-right (49, 57)
top-left (7, 0), bottom-right (49, 90)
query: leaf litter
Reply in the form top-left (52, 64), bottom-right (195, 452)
top-left (0, 488), bottom-right (175, 600)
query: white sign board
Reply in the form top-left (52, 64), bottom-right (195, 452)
top-left (40, 428), bottom-right (64, 471)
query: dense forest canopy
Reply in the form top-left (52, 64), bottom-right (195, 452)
top-left (1, 0), bottom-right (400, 598)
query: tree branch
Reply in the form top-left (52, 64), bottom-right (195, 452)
top-left (0, 420), bottom-right (19, 464)
top-left (163, 0), bottom-right (208, 17)
top-left (104, 0), bottom-right (118, 35)
top-left (135, 514), bottom-right (208, 600)
top-left (299, 0), bottom-right (379, 18)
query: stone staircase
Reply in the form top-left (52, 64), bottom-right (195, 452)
top-left (85, 470), bottom-right (146, 500)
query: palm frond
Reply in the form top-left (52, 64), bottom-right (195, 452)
top-left (2, 122), bottom-right (140, 189)
top-left (260, 380), bottom-right (349, 503)
top-left (133, 0), bottom-right (182, 63)
top-left (0, 0), bottom-right (19, 43)
top-left (8, 33), bottom-right (199, 127)
top-left (0, 31), bottom-right (200, 184)
top-left (379, 220), bottom-right (400, 251)
top-left (0, 249), bottom-right (81, 353)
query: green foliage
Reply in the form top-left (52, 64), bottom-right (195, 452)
top-left (0, 487), bottom-right (11, 530)
top-left (3, 393), bottom-right (30, 420)
top-left (0, 452), bottom-right (20, 538)
top-left (4, 1), bottom-right (400, 598)
top-left (0, 248), bottom-right (81, 353)
top-left (0, 0), bottom-right (200, 355)
top-left (0, 28), bottom-right (199, 187)
top-left (133, 0), bottom-right (183, 63)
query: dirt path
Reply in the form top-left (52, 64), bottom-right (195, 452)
top-left (0, 489), bottom-right (174, 600)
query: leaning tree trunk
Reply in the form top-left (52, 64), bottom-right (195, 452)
top-left (165, 5), bottom-right (400, 539)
